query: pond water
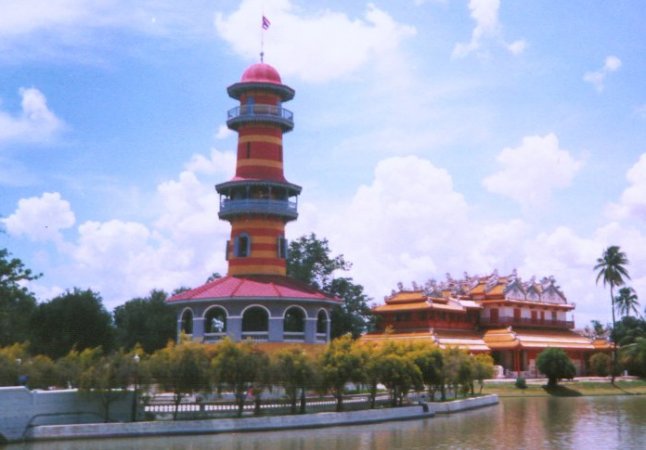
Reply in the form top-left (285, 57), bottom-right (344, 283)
top-left (12, 396), bottom-right (646, 450)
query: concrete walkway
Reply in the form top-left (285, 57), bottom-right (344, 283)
top-left (23, 395), bottom-right (498, 443)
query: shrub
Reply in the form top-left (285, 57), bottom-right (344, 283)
top-left (536, 348), bottom-right (576, 387)
top-left (515, 376), bottom-right (527, 389)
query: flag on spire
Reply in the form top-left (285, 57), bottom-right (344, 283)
top-left (262, 15), bottom-right (271, 30)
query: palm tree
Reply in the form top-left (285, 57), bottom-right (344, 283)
top-left (615, 287), bottom-right (640, 318)
top-left (594, 245), bottom-right (631, 383)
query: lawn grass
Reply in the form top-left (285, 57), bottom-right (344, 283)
top-left (481, 379), bottom-right (646, 397)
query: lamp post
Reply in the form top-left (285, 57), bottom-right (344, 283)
top-left (131, 354), bottom-right (140, 422)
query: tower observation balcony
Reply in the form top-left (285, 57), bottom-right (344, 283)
top-left (219, 198), bottom-right (298, 221)
top-left (227, 104), bottom-right (294, 132)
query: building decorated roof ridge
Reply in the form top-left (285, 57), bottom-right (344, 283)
top-left (394, 269), bottom-right (569, 305)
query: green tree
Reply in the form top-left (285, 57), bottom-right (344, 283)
top-left (472, 353), bottom-right (495, 394)
top-left (594, 245), bottom-right (631, 382)
top-left (30, 288), bottom-right (115, 359)
top-left (287, 234), bottom-right (373, 338)
top-left (113, 290), bottom-right (175, 353)
top-left (589, 352), bottom-right (612, 377)
top-left (536, 348), bottom-right (576, 387)
top-left (273, 347), bottom-right (317, 414)
top-left (211, 339), bottom-right (268, 417)
top-left (79, 350), bottom-right (134, 422)
top-left (378, 353), bottom-right (422, 406)
top-left (582, 320), bottom-right (609, 339)
top-left (612, 316), bottom-right (646, 347)
top-left (0, 248), bottom-right (39, 346)
top-left (149, 341), bottom-right (210, 420)
top-left (54, 346), bottom-right (103, 389)
top-left (0, 343), bottom-right (28, 386)
top-left (320, 334), bottom-right (366, 411)
top-left (615, 287), bottom-right (640, 318)
top-left (620, 337), bottom-right (646, 377)
top-left (410, 344), bottom-right (446, 401)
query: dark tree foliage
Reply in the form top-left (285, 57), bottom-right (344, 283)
top-left (287, 233), bottom-right (350, 290)
top-left (612, 316), bottom-right (646, 347)
top-left (113, 290), bottom-right (176, 353)
top-left (0, 248), bottom-right (40, 346)
top-left (30, 288), bottom-right (115, 359)
top-left (328, 277), bottom-right (373, 339)
top-left (287, 233), bottom-right (373, 338)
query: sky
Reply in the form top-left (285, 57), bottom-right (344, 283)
top-left (1, 0), bottom-right (645, 328)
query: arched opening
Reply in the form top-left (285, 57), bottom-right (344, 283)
top-left (242, 306), bottom-right (269, 341)
top-left (204, 306), bottom-right (227, 342)
top-left (316, 310), bottom-right (328, 342)
top-left (283, 306), bottom-right (306, 341)
top-left (180, 309), bottom-right (193, 335)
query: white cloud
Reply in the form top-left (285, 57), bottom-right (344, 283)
top-left (583, 55), bottom-right (622, 92)
top-left (317, 156), bottom-right (473, 299)
top-left (0, 1), bottom-right (215, 63)
top-left (215, 124), bottom-right (233, 140)
top-left (2, 192), bottom-right (75, 242)
top-left (214, 0), bottom-right (416, 83)
top-left (483, 133), bottom-right (583, 209)
top-left (452, 0), bottom-right (525, 58)
top-left (606, 153), bottom-right (646, 221)
top-left (0, 88), bottom-right (64, 144)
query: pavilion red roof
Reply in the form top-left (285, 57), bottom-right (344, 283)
top-left (167, 275), bottom-right (339, 303)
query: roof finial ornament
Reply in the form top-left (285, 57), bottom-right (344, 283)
top-left (260, 51), bottom-right (264, 63)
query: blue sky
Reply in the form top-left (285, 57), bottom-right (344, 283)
top-left (1, 0), bottom-right (645, 327)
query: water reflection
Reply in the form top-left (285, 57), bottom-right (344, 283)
top-left (13, 397), bottom-right (646, 450)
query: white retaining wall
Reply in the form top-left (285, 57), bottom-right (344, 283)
top-left (0, 387), bottom-right (133, 443)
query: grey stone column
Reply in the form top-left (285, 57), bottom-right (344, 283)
top-left (269, 317), bottom-right (283, 342)
top-left (228, 317), bottom-right (242, 341)
top-left (304, 318), bottom-right (316, 343)
top-left (193, 317), bottom-right (205, 341)
top-left (176, 320), bottom-right (183, 342)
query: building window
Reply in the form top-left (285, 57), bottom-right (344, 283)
top-left (205, 307), bottom-right (227, 333)
top-left (234, 233), bottom-right (251, 257)
top-left (277, 236), bottom-right (288, 259)
top-left (242, 306), bottom-right (268, 332)
top-left (284, 307), bottom-right (305, 333)
top-left (316, 310), bottom-right (328, 334)
top-left (180, 309), bottom-right (193, 335)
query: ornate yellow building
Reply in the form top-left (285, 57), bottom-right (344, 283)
top-left (362, 271), bottom-right (610, 376)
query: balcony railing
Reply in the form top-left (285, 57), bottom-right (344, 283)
top-left (203, 332), bottom-right (226, 343)
top-left (241, 331), bottom-right (269, 342)
top-left (480, 316), bottom-right (574, 329)
top-left (219, 198), bottom-right (298, 220)
top-left (227, 104), bottom-right (294, 130)
top-left (283, 331), bottom-right (305, 342)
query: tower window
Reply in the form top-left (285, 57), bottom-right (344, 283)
top-left (246, 142), bottom-right (251, 159)
top-left (234, 234), bottom-right (251, 257)
top-left (225, 240), bottom-right (230, 260)
top-left (277, 236), bottom-right (288, 259)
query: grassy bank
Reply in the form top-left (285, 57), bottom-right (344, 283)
top-left (481, 379), bottom-right (646, 397)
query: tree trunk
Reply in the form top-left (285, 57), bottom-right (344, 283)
top-left (335, 391), bottom-right (343, 412)
top-left (299, 388), bottom-right (306, 414)
top-left (610, 286), bottom-right (617, 385)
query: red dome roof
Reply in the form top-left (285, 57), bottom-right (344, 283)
top-left (241, 63), bottom-right (282, 84)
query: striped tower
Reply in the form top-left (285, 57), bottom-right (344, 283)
top-left (216, 63), bottom-right (300, 277)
